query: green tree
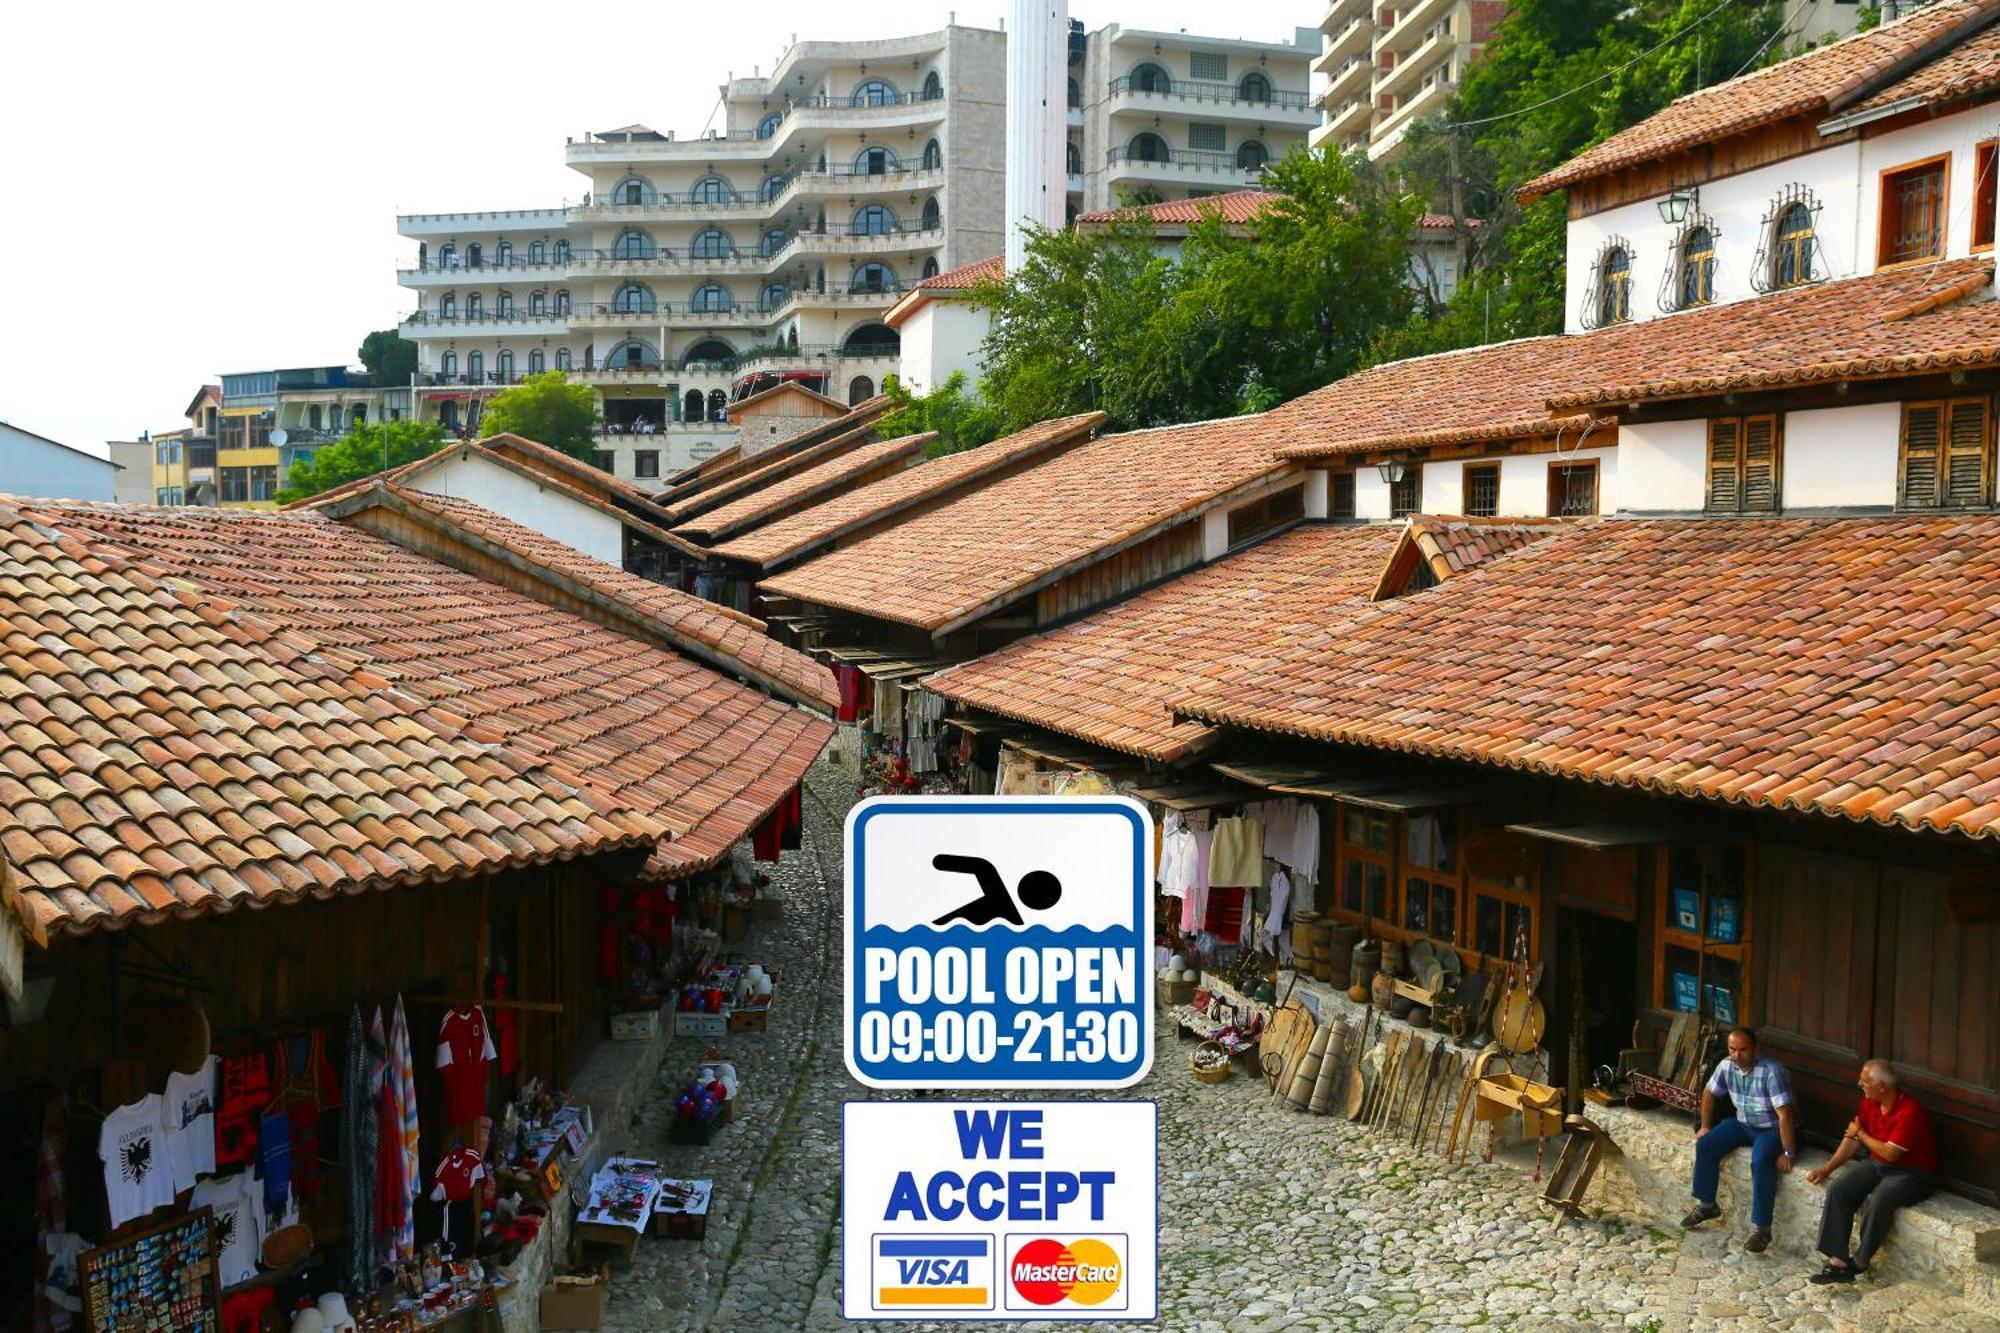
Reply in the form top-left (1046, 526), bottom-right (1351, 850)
top-left (479, 371), bottom-right (601, 458)
top-left (275, 419), bottom-right (448, 503)
top-left (357, 329), bottom-right (419, 384)
top-left (878, 373), bottom-right (1004, 456)
top-left (1385, 0), bottom-right (1790, 357)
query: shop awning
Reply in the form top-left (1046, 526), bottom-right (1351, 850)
top-left (1127, 777), bottom-right (1260, 811)
top-left (1208, 761), bottom-right (1403, 801)
top-left (1340, 785), bottom-right (1500, 813)
top-left (1504, 820), bottom-right (1685, 849)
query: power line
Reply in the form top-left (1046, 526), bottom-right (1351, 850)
top-left (1440, 0), bottom-right (1741, 133)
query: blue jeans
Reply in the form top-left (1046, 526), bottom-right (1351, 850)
top-left (1693, 1116), bottom-right (1783, 1228)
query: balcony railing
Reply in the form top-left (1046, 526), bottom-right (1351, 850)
top-left (405, 255), bottom-right (570, 274)
top-left (419, 370), bottom-right (536, 387)
top-left (402, 309), bottom-right (568, 327)
top-left (1106, 147), bottom-right (1270, 173)
top-left (1107, 75), bottom-right (1312, 111)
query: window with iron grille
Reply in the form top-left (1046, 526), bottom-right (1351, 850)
top-left (1190, 51), bottom-right (1227, 80)
top-left (1899, 398), bottom-right (1991, 509)
top-left (1675, 224), bottom-right (1716, 309)
top-left (1547, 461), bottom-right (1598, 517)
top-left (1462, 462), bottom-right (1499, 517)
top-left (1331, 470), bottom-right (1356, 519)
top-left (1878, 156), bottom-right (1947, 267)
top-left (1705, 415), bottom-right (1781, 515)
top-left (1579, 238), bottom-right (1634, 329)
top-left (1390, 466), bottom-right (1421, 518)
top-left (1188, 122), bottom-right (1225, 152)
top-left (1226, 483), bottom-right (1306, 548)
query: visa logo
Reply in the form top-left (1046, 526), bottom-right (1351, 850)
top-left (897, 1258), bottom-right (971, 1285)
top-left (872, 1235), bottom-right (994, 1311)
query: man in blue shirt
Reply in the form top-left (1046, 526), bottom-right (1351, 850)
top-left (1683, 1026), bottom-right (1800, 1253)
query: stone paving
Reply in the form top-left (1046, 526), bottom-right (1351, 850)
top-left (594, 759), bottom-right (1996, 1331)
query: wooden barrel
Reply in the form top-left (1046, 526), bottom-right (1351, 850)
top-left (1351, 939), bottom-right (1380, 994)
top-left (1380, 936), bottom-right (1407, 979)
top-left (1326, 923), bottom-right (1359, 988)
top-left (1292, 917), bottom-right (1322, 975)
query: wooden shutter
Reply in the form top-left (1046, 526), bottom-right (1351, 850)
top-left (1944, 398), bottom-right (1991, 508)
top-left (1741, 414), bottom-right (1780, 513)
top-left (1707, 417), bottom-right (1743, 512)
top-left (1900, 403), bottom-right (1943, 508)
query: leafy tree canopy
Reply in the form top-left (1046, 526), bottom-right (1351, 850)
top-left (274, 419), bottom-right (447, 504)
top-left (357, 329), bottom-right (419, 384)
top-left (479, 371), bottom-right (601, 459)
top-left (879, 372), bottom-right (1004, 456)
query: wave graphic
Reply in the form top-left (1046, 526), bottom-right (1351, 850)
top-left (858, 923), bottom-right (1139, 945)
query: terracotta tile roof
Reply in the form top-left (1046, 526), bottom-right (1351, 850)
top-left (1371, 515), bottom-right (1563, 599)
top-left (710, 412), bottom-right (1106, 571)
top-left (671, 435), bottom-right (932, 544)
top-left (0, 503), bottom-right (663, 944)
top-left (1074, 189), bottom-right (1283, 228)
top-left (1267, 334), bottom-right (1602, 459)
top-left (1547, 258), bottom-right (2000, 409)
top-left (26, 503), bottom-right (832, 880)
top-left (667, 442), bottom-right (741, 488)
top-left (760, 414), bottom-right (1309, 634)
top-left (1848, 16), bottom-right (2000, 112)
top-left (916, 255), bottom-right (1004, 291)
top-left (926, 523), bottom-right (1403, 762)
top-left (1274, 261), bottom-right (1999, 459)
top-left (658, 396), bottom-right (892, 507)
top-left (661, 417), bottom-right (886, 525)
top-left (477, 433), bottom-right (683, 524)
top-left (1520, 0), bottom-right (2000, 200)
top-left (1174, 513), bottom-right (2000, 842)
top-left (333, 483), bottom-right (839, 711)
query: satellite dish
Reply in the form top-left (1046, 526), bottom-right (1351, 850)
top-left (269, 429), bottom-right (289, 446)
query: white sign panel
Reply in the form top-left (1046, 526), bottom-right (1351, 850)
top-left (842, 1101), bottom-right (1157, 1321)
top-left (843, 795), bottom-right (1154, 1088)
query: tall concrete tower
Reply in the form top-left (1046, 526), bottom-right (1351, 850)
top-left (1004, 0), bottom-right (1068, 273)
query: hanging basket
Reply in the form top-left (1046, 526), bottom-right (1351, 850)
top-left (1190, 1040), bottom-right (1233, 1084)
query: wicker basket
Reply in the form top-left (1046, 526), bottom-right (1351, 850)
top-left (1190, 1040), bottom-right (1232, 1084)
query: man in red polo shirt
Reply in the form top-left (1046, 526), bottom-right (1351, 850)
top-left (1805, 1059), bottom-right (1938, 1283)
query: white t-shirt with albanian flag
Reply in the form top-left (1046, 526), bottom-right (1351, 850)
top-left (192, 1172), bottom-right (266, 1288)
top-left (99, 1094), bottom-right (175, 1228)
top-left (436, 1006), bottom-right (497, 1125)
top-left (430, 1147), bottom-right (486, 1203)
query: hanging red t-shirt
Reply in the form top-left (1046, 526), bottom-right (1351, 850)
top-left (429, 1147), bottom-right (486, 1203)
top-left (435, 1007), bottom-right (496, 1125)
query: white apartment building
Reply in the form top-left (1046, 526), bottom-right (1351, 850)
top-left (1311, 0), bottom-right (1874, 161)
top-left (1072, 24), bottom-right (1320, 213)
top-left (397, 25), bottom-right (1006, 487)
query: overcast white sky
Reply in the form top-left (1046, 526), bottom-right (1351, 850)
top-left (0, 0), bottom-right (1312, 457)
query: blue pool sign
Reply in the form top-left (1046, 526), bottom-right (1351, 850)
top-left (843, 796), bottom-right (1155, 1088)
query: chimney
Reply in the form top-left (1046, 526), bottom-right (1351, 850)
top-left (1004, 0), bottom-right (1069, 274)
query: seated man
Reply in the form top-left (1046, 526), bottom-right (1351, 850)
top-left (1684, 1026), bottom-right (1799, 1253)
top-left (1806, 1059), bottom-right (1937, 1284)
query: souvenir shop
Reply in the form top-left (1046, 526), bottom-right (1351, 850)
top-left (2, 852), bottom-right (656, 1332)
top-left (823, 660), bottom-right (952, 797)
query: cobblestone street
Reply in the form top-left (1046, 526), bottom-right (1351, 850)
top-left (596, 762), bottom-right (1997, 1332)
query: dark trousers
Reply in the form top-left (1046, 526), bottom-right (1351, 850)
top-left (1694, 1116), bottom-right (1783, 1228)
top-left (1816, 1159), bottom-right (1935, 1268)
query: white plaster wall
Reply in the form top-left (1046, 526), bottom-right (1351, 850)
top-left (896, 300), bottom-right (992, 394)
top-left (0, 424), bottom-right (116, 502)
top-left (1201, 507), bottom-right (1229, 559)
top-left (1353, 467), bottom-right (1393, 520)
top-left (1782, 401), bottom-right (1902, 510)
top-left (1563, 103), bottom-right (1994, 333)
top-left (415, 450), bottom-right (625, 566)
top-left (1617, 418), bottom-right (1709, 513)
top-left (1409, 445), bottom-right (1618, 516)
top-left (1303, 469), bottom-right (1329, 519)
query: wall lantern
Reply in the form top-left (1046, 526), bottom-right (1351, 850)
top-left (1657, 185), bottom-right (1698, 226)
top-left (1375, 459), bottom-right (1409, 485)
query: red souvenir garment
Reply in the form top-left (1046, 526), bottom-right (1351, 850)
top-left (429, 1147), bottom-right (486, 1203)
top-left (435, 1007), bottom-right (496, 1126)
top-left (214, 1050), bottom-right (270, 1170)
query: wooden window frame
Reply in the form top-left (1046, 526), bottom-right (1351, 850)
top-left (1461, 461), bottom-right (1500, 517)
top-left (1876, 153), bottom-right (1950, 270)
top-left (1331, 804), bottom-right (1397, 931)
top-left (1330, 469), bottom-right (1357, 520)
top-left (1976, 141), bottom-right (1997, 252)
top-left (1705, 414), bottom-right (1783, 515)
top-left (1389, 464), bottom-right (1421, 518)
top-left (1899, 397), bottom-right (1994, 510)
top-left (1547, 459), bottom-right (1599, 517)
top-left (1400, 808), bottom-right (1464, 948)
top-left (1226, 482), bottom-right (1306, 548)
top-left (1652, 840), bottom-right (1754, 1026)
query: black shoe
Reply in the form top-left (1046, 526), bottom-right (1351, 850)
top-left (1809, 1262), bottom-right (1857, 1285)
top-left (1746, 1228), bottom-right (1772, 1254)
top-left (1681, 1203), bottom-right (1722, 1229)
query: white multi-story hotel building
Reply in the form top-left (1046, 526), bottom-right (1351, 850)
top-left (1071, 23), bottom-right (1320, 212)
top-left (398, 25), bottom-right (1006, 484)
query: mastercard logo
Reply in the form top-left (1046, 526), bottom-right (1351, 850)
top-left (1008, 1237), bottom-right (1123, 1306)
